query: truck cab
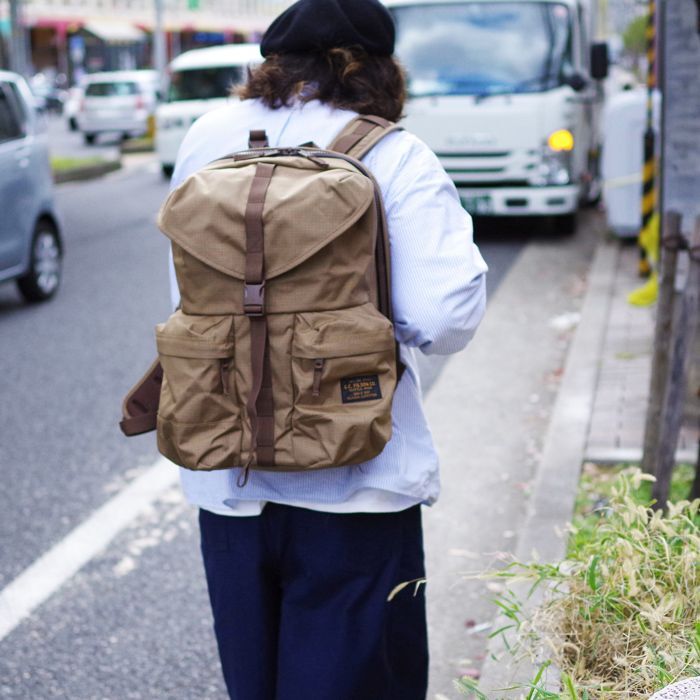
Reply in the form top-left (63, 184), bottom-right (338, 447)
top-left (387, 0), bottom-right (608, 228)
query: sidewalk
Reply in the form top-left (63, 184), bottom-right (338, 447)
top-left (423, 221), bottom-right (698, 699)
top-left (586, 242), bottom-right (699, 464)
top-left (421, 213), bottom-right (602, 698)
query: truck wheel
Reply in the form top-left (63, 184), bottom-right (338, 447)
top-left (17, 220), bottom-right (62, 302)
top-left (84, 133), bottom-right (96, 145)
top-left (161, 164), bottom-right (174, 179)
top-left (552, 213), bottom-right (578, 236)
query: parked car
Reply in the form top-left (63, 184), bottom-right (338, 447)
top-left (156, 44), bottom-right (261, 177)
top-left (78, 70), bottom-right (159, 145)
top-left (0, 71), bottom-right (63, 302)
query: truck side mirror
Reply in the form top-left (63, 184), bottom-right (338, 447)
top-left (590, 42), bottom-right (609, 80)
top-left (566, 73), bottom-right (588, 91)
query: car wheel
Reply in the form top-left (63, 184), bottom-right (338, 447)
top-left (84, 133), bottom-right (96, 145)
top-left (161, 164), bottom-right (174, 179)
top-left (16, 221), bottom-right (62, 302)
top-left (68, 117), bottom-right (78, 132)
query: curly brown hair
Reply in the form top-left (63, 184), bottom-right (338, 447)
top-left (236, 46), bottom-right (407, 122)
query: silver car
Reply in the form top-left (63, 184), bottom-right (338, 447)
top-left (0, 71), bottom-right (63, 302)
top-left (78, 70), bottom-right (159, 145)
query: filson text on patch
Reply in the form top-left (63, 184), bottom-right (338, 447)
top-left (340, 375), bottom-right (382, 403)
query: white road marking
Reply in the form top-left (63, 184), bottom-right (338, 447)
top-left (0, 458), bottom-right (178, 642)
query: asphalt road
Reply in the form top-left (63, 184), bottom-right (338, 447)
top-left (45, 113), bottom-right (124, 162)
top-left (0, 129), bottom-right (533, 698)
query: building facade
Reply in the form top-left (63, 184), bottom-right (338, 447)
top-left (0, 0), bottom-right (289, 79)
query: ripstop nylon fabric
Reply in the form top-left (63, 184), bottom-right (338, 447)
top-left (152, 116), bottom-right (401, 478)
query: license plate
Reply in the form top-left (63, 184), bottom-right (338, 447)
top-left (461, 195), bottom-right (493, 215)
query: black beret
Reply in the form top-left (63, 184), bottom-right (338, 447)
top-left (260, 0), bottom-right (395, 57)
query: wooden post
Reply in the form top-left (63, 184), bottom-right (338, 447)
top-left (652, 217), bottom-right (700, 507)
top-left (689, 218), bottom-right (700, 501)
top-left (691, 435), bottom-right (700, 500)
top-left (641, 211), bottom-right (682, 475)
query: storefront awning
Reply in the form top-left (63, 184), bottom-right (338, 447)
top-left (83, 21), bottom-right (145, 43)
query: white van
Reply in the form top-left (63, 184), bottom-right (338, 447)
top-left (387, 0), bottom-right (609, 232)
top-left (155, 44), bottom-right (262, 177)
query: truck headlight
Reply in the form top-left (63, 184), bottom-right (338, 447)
top-left (547, 129), bottom-right (574, 152)
top-left (531, 131), bottom-right (574, 186)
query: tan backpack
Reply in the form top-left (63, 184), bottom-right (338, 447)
top-left (120, 115), bottom-right (402, 484)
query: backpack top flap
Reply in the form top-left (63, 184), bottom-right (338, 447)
top-left (157, 155), bottom-right (375, 282)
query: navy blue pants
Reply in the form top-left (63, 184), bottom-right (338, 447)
top-left (199, 504), bottom-right (428, 700)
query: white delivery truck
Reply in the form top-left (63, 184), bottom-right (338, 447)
top-left (386, 0), bottom-right (609, 231)
top-left (155, 44), bottom-right (262, 177)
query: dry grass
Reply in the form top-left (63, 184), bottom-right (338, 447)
top-left (460, 469), bottom-right (700, 698)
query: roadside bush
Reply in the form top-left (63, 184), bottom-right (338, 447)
top-left (461, 469), bottom-right (700, 698)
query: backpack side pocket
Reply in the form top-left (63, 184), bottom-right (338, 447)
top-left (156, 311), bottom-right (242, 470)
top-left (291, 303), bottom-right (396, 469)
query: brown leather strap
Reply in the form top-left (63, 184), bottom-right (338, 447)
top-left (329, 115), bottom-right (399, 159)
top-left (247, 317), bottom-right (275, 465)
top-left (244, 163), bottom-right (275, 305)
top-left (330, 118), bottom-right (381, 156)
top-left (243, 163), bottom-right (276, 472)
top-left (119, 359), bottom-right (163, 436)
top-left (120, 411), bottom-right (158, 437)
top-left (248, 129), bottom-right (269, 148)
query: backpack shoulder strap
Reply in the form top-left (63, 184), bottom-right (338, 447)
top-left (329, 115), bottom-right (402, 159)
top-left (329, 115), bottom-right (406, 381)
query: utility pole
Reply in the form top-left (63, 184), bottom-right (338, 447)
top-left (9, 0), bottom-right (27, 76)
top-left (153, 0), bottom-right (168, 98)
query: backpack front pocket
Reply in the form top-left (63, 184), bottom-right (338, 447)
top-left (156, 311), bottom-right (242, 470)
top-left (291, 303), bottom-right (396, 469)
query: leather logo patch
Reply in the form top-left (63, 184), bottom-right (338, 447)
top-left (341, 375), bottom-right (382, 403)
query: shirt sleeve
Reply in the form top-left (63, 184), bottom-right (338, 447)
top-left (366, 131), bottom-right (488, 356)
top-left (168, 247), bottom-right (180, 311)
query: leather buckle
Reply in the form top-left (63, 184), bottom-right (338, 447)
top-left (244, 282), bottom-right (265, 316)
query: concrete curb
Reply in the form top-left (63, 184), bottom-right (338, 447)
top-left (53, 160), bottom-right (121, 184)
top-left (476, 235), bottom-right (621, 697)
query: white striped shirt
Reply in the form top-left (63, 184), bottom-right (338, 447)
top-left (169, 98), bottom-right (488, 516)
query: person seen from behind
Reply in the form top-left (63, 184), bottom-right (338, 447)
top-left (168, 0), bottom-right (488, 697)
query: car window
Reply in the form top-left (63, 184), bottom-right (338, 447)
top-left (85, 81), bottom-right (139, 97)
top-left (7, 82), bottom-right (28, 126)
top-left (0, 84), bottom-right (23, 142)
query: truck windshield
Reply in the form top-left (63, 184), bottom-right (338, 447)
top-left (392, 2), bottom-right (573, 97)
top-left (168, 66), bottom-right (244, 101)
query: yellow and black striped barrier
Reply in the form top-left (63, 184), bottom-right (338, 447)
top-left (638, 0), bottom-right (658, 279)
top-left (628, 0), bottom-right (660, 306)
